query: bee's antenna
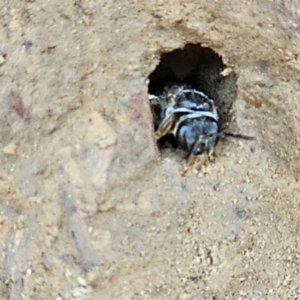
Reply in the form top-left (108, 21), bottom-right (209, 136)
top-left (206, 131), bottom-right (256, 141)
top-left (221, 132), bottom-right (256, 141)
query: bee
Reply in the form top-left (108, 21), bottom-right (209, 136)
top-left (149, 84), bottom-right (254, 173)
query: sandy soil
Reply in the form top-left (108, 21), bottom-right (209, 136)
top-left (1, 0), bottom-right (300, 299)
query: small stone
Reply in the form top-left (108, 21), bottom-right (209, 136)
top-left (77, 276), bottom-right (87, 287)
top-left (0, 56), bottom-right (5, 65)
top-left (65, 269), bottom-right (71, 278)
top-left (3, 143), bottom-right (16, 155)
top-left (220, 67), bottom-right (234, 76)
top-left (179, 292), bottom-right (190, 299)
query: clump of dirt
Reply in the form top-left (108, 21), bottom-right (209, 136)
top-left (0, 0), bottom-right (300, 299)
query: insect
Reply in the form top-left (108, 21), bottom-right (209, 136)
top-left (149, 84), bottom-right (254, 173)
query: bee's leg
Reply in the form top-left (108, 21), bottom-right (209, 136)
top-left (148, 94), bottom-right (161, 105)
top-left (181, 146), bottom-right (214, 176)
top-left (150, 105), bottom-right (160, 127)
top-left (155, 113), bottom-right (176, 140)
top-left (149, 94), bottom-right (168, 128)
top-left (181, 153), bottom-right (198, 176)
top-left (183, 138), bottom-right (204, 172)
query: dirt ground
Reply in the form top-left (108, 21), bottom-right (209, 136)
top-left (1, 0), bottom-right (300, 299)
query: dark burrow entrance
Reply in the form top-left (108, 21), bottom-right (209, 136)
top-left (148, 43), bottom-right (238, 156)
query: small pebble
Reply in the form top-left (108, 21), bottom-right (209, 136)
top-left (0, 55), bottom-right (5, 65)
top-left (3, 143), bottom-right (16, 155)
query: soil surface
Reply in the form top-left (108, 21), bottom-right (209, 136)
top-left (1, 0), bottom-right (300, 299)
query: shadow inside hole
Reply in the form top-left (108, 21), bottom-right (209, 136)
top-left (148, 43), bottom-right (237, 128)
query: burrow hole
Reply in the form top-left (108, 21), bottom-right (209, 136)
top-left (148, 43), bottom-right (237, 153)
